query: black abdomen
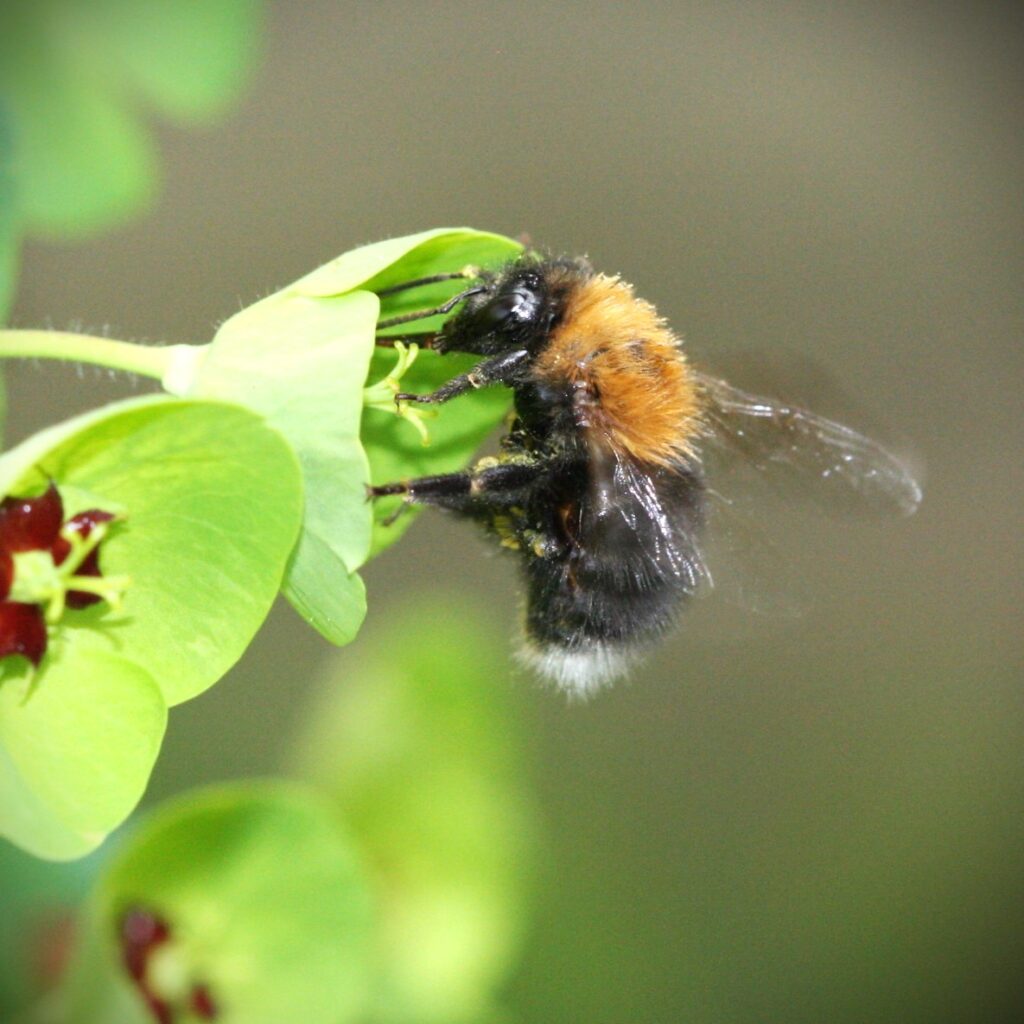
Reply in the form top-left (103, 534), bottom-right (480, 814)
top-left (517, 461), bottom-right (706, 688)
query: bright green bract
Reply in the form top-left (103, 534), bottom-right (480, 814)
top-left (0, 650), bottom-right (164, 861)
top-left (189, 227), bottom-right (522, 644)
top-left (57, 782), bottom-right (373, 1024)
top-left (0, 396), bottom-right (303, 859)
top-left (191, 287), bottom-right (380, 646)
top-left (0, 228), bottom-right (523, 861)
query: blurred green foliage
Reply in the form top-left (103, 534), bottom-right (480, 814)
top-left (0, 597), bottom-right (540, 1023)
top-left (290, 597), bottom-right (539, 1024)
top-left (0, 0), bottom-right (261, 242)
top-left (56, 782), bottom-right (373, 1024)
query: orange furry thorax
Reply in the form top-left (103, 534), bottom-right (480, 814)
top-left (532, 274), bottom-right (702, 466)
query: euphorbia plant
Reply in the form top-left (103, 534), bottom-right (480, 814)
top-left (0, 228), bottom-right (522, 860)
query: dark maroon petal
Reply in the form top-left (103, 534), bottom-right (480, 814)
top-left (0, 483), bottom-right (63, 553)
top-left (119, 908), bottom-right (171, 981)
top-left (51, 509), bottom-right (114, 567)
top-left (143, 992), bottom-right (173, 1024)
top-left (0, 602), bottom-right (48, 665)
top-left (50, 535), bottom-right (70, 566)
top-left (190, 983), bottom-right (218, 1019)
top-left (65, 548), bottom-right (104, 609)
top-left (119, 909), bottom-right (176, 1024)
top-left (0, 549), bottom-right (11, 601)
top-left (65, 508), bottom-right (114, 536)
top-left (54, 509), bottom-right (115, 608)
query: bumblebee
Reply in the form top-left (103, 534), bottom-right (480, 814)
top-left (370, 254), bottom-right (921, 695)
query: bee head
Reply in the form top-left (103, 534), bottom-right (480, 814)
top-left (436, 257), bottom-right (583, 357)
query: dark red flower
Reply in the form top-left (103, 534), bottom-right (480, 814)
top-left (120, 908), bottom-right (171, 982)
top-left (0, 483), bottom-right (122, 667)
top-left (0, 602), bottom-right (48, 665)
top-left (0, 483), bottom-right (63, 552)
top-left (53, 509), bottom-right (115, 609)
top-left (189, 983), bottom-right (218, 1019)
top-left (119, 907), bottom-right (219, 1023)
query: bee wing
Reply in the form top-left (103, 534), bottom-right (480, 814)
top-left (583, 436), bottom-right (711, 597)
top-left (597, 442), bottom-right (799, 616)
top-left (693, 371), bottom-right (923, 518)
top-left (608, 450), bottom-right (711, 595)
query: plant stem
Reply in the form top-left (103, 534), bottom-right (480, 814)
top-left (0, 330), bottom-right (207, 394)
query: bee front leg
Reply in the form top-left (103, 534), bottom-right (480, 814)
top-left (396, 349), bottom-right (529, 406)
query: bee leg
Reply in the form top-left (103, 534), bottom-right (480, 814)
top-left (374, 270), bottom-right (481, 297)
top-left (369, 460), bottom-right (542, 517)
top-left (396, 349), bottom-right (529, 406)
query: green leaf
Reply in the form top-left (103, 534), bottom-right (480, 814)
top-left (0, 397), bottom-right (301, 858)
top-left (291, 227), bottom-right (520, 299)
top-left (0, 396), bottom-right (303, 706)
top-left (363, 347), bottom-right (513, 557)
top-left (190, 228), bottom-right (521, 645)
top-left (351, 229), bottom-right (523, 556)
top-left (56, 781), bottom-right (374, 1024)
top-left (192, 290), bottom-right (379, 646)
top-left (0, 650), bottom-right (165, 861)
top-left (289, 596), bottom-right (539, 1023)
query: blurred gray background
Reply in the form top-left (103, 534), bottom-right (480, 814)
top-left (8, 2), bottom-right (1023, 1021)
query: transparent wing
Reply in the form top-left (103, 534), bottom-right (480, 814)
top-left (598, 443), bottom-right (800, 615)
top-left (694, 371), bottom-right (923, 518)
top-left (608, 450), bottom-right (711, 595)
top-left (582, 435), bottom-right (711, 597)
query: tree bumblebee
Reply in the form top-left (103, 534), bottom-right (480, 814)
top-left (370, 254), bottom-right (921, 696)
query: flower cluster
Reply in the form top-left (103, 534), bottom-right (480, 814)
top-left (0, 483), bottom-right (123, 666)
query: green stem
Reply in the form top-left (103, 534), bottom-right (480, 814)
top-left (0, 330), bottom-right (207, 395)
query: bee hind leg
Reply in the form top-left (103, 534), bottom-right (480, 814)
top-left (369, 460), bottom-right (542, 518)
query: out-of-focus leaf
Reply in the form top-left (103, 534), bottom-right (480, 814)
top-left (0, 4), bottom-right (156, 238)
top-left (0, 843), bottom-right (102, 1015)
top-left (0, 97), bottom-right (18, 327)
top-left (289, 595), bottom-right (539, 1023)
top-left (0, 0), bottom-right (262, 239)
top-left (85, 0), bottom-right (263, 121)
top-left (0, 102), bottom-right (12, 443)
top-left (55, 781), bottom-right (374, 1024)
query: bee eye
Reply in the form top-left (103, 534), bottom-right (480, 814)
top-left (484, 284), bottom-right (540, 327)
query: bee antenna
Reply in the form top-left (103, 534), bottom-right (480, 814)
top-left (376, 285), bottom-right (488, 330)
